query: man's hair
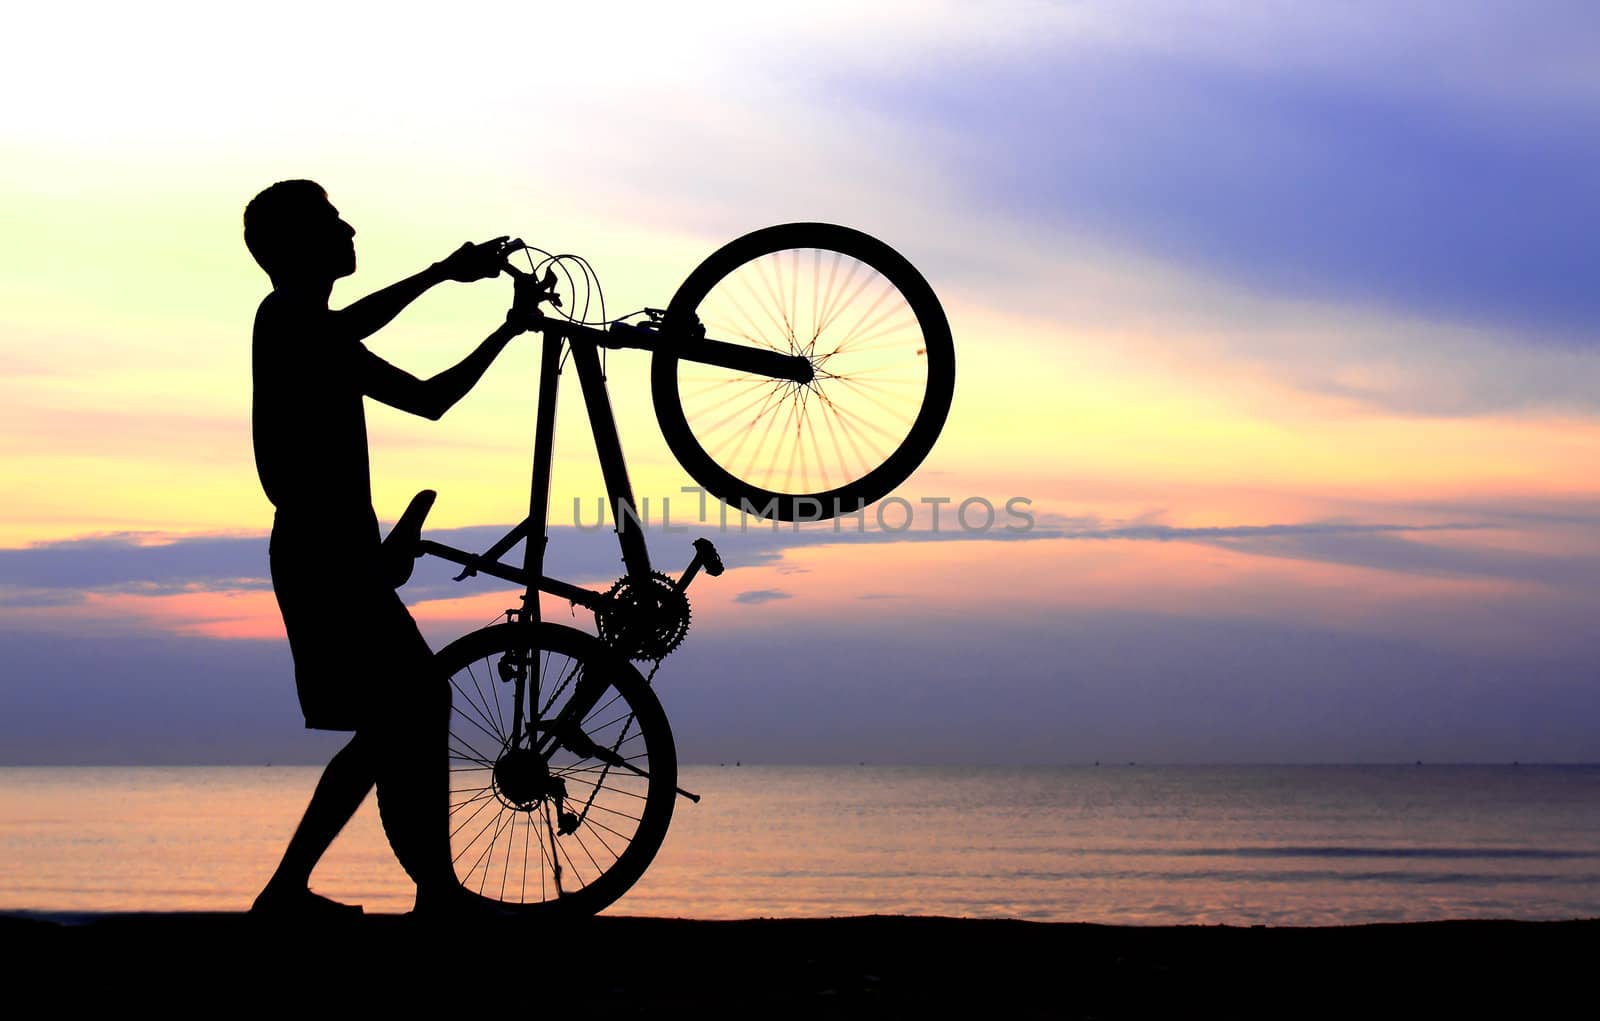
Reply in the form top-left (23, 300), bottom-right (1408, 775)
top-left (243, 179), bottom-right (328, 277)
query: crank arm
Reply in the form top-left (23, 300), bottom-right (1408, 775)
top-left (675, 536), bottom-right (725, 593)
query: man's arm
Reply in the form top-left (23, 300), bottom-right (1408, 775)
top-left (360, 320), bottom-right (525, 421)
top-left (334, 237), bottom-right (515, 343)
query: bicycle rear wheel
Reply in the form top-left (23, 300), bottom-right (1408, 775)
top-left (652, 223), bottom-right (955, 521)
top-left (437, 622), bottom-right (676, 917)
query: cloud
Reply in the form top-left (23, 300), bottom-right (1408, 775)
top-left (1025, 515), bottom-right (1600, 588)
top-left (7, 515), bottom-right (1567, 611)
top-left (0, 533), bottom-right (271, 593)
top-left (1388, 495), bottom-right (1600, 530)
top-left (0, 587), bottom-right (85, 608)
top-left (733, 589), bottom-right (792, 605)
top-left (1030, 518), bottom-right (1490, 544)
top-left (1203, 530), bottom-right (1600, 587)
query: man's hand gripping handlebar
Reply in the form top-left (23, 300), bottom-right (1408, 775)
top-left (503, 250), bottom-right (562, 334)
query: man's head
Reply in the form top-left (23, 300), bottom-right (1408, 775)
top-left (243, 180), bottom-right (357, 284)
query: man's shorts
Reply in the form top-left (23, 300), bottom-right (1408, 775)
top-left (270, 512), bottom-right (434, 732)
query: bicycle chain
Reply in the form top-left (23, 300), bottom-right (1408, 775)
top-left (567, 655), bottom-right (664, 832)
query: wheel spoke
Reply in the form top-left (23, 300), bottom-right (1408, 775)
top-left (569, 798), bottom-right (646, 825)
top-left (737, 267), bottom-right (795, 351)
top-left (697, 376), bottom-right (791, 439)
top-left (814, 261), bottom-right (878, 340)
top-left (823, 394), bottom-right (904, 449)
top-left (679, 373), bottom-right (781, 405)
top-left (585, 704), bottom-right (639, 734)
top-left (707, 382), bottom-right (788, 466)
top-left (520, 806), bottom-right (531, 904)
top-left (450, 791), bottom-right (498, 841)
top-left (816, 362), bottom-right (927, 380)
top-left (499, 812), bottom-right (516, 901)
top-left (568, 825), bottom-right (605, 877)
top-left (816, 389), bottom-right (855, 484)
top-left (580, 813), bottom-right (622, 861)
top-left (799, 395), bottom-right (830, 491)
top-left (463, 659), bottom-right (505, 740)
top-left (815, 255), bottom-right (863, 339)
top-left (455, 800), bottom-right (506, 865)
top-left (448, 739), bottom-right (496, 769)
top-left (815, 388), bottom-right (879, 475)
top-left (556, 761), bottom-right (649, 784)
top-left (825, 375), bottom-right (922, 423)
top-left (711, 294), bottom-right (788, 353)
top-left (825, 315), bottom-right (921, 358)
top-left (450, 686), bottom-right (507, 749)
top-left (740, 384), bottom-right (792, 488)
top-left (474, 808), bottom-right (513, 893)
top-left (755, 252), bottom-right (798, 349)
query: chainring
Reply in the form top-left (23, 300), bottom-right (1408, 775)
top-left (594, 571), bottom-right (691, 661)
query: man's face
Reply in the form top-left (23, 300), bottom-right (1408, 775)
top-left (304, 197), bottom-right (357, 280)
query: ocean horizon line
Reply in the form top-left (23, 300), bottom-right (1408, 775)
top-left (3, 760), bottom-right (1598, 769)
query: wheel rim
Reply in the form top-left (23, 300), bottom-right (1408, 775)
top-left (443, 624), bottom-right (674, 913)
top-left (656, 224), bottom-right (954, 521)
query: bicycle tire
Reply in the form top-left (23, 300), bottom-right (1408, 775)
top-left (429, 621), bottom-right (676, 917)
top-left (652, 223), bottom-right (955, 521)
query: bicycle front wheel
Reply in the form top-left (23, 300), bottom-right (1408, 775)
top-left (438, 622), bottom-right (676, 917)
top-left (652, 223), bottom-right (955, 521)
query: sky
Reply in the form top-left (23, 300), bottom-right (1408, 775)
top-left (2, 1), bottom-right (1598, 764)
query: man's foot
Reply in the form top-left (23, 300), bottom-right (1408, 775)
top-left (409, 885), bottom-right (517, 924)
top-left (251, 885), bottom-right (364, 919)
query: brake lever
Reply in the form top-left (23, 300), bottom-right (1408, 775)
top-left (505, 261), bottom-right (564, 311)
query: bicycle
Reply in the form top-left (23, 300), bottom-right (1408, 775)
top-left (392, 223), bottom-right (955, 916)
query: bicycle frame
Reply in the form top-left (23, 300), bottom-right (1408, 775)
top-left (426, 225), bottom-right (953, 912)
top-left (416, 315), bottom-right (810, 638)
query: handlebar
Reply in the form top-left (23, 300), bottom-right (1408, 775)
top-left (508, 310), bottom-right (813, 385)
top-left (502, 247), bottom-right (813, 384)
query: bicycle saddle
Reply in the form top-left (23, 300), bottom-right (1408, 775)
top-left (381, 489), bottom-right (436, 588)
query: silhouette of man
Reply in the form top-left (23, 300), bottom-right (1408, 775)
top-left (244, 179), bottom-right (526, 917)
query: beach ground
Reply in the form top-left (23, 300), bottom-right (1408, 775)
top-left (2, 912), bottom-right (1592, 1016)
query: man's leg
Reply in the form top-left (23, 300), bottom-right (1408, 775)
top-left (367, 593), bottom-right (490, 916)
top-left (372, 668), bottom-right (463, 910)
top-left (253, 733), bottom-right (375, 913)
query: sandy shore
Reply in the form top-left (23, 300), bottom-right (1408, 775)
top-left (3, 912), bottom-right (1593, 1015)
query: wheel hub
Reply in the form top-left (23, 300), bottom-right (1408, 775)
top-left (492, 746), bottom-right (565, 809)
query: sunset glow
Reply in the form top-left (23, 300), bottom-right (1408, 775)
top-left (3, 1), bottom-right (1598, 766)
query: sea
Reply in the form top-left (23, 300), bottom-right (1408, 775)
top-left (3, 764), bottom-right (1598, 925)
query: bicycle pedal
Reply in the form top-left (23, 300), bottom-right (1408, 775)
top-left (693, 537), bottom-right (724, 577)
